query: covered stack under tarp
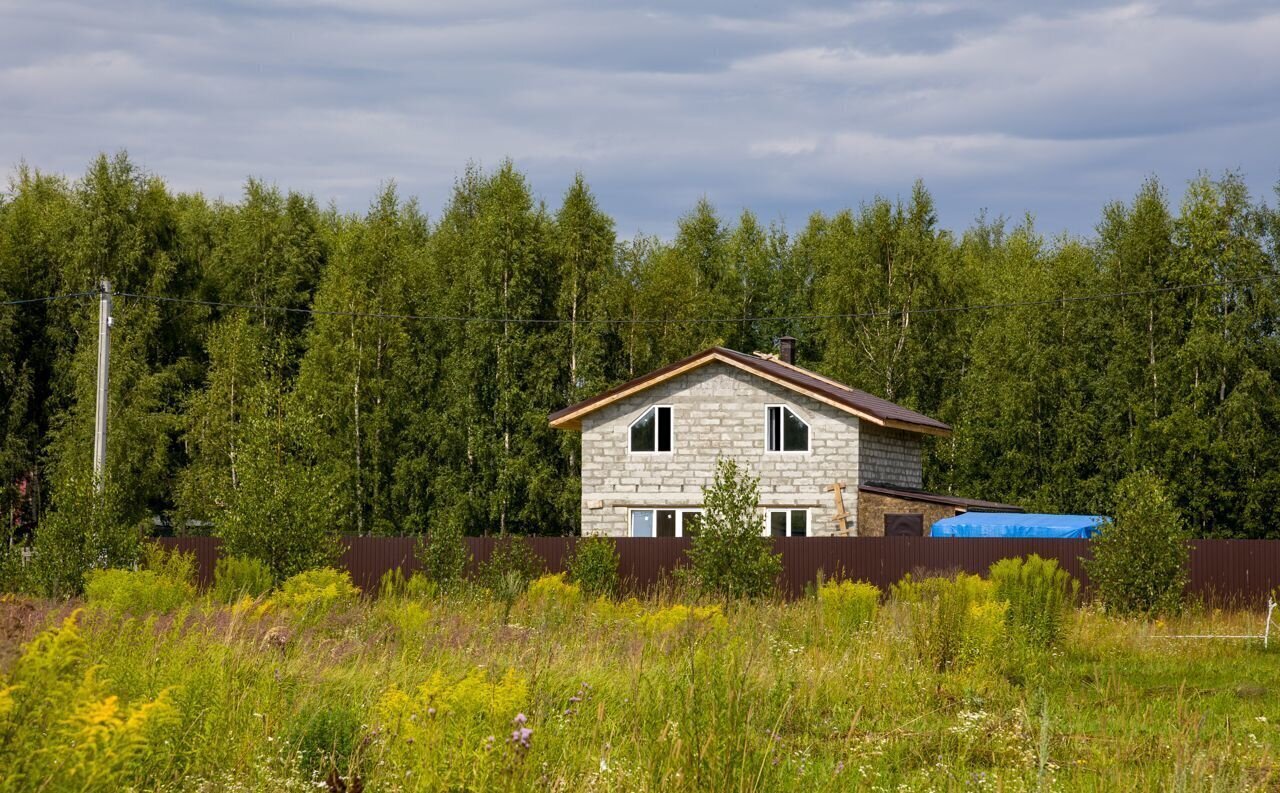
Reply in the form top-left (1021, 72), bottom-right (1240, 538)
top-left (930, 512), bottom-right (1107, 539)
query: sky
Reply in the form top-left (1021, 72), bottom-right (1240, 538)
top-left (2, 0), bottom-right (1279, 239)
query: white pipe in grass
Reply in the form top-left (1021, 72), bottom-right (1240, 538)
top-left (1158, 598), bottom-right (1276, 648)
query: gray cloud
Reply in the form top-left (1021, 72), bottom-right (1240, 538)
top-left (1, 1), bottom-right (1277, 238)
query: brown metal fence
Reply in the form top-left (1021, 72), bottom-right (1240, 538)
top-left (155, 535), bottom-right (1280, 606)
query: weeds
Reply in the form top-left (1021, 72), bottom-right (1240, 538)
top-left (0, 561), bottom-right (1276, 792)
top-left (212, 554), bottom-right (275, 603)
top-left (989, 554), bottom-right (1079, 649)
top-left (816, 578), bottom-right (879, 635)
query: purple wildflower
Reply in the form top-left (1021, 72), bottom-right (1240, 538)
top-left (509, 726), bottom-right (533, 750)
top-left (513, 713), bottom-right (527, 726)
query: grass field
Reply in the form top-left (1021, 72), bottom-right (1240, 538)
top-left (0, 573), bottom-right (1277, 792)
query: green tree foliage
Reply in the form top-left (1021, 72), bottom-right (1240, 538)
top-left (1086, 471), bottom-right (1190, 615)
top-left (174, 311), bottom-right (272, 525)
top-left (201, 179), bottom-right (327, 338)
top-left (32, 474), bottom-right (140, 597)
top-left (210, 374), bottom-right (341, 580)
top-left (684, 458), bottom-right (782, 599)
top-left (3, 155), bottom-right (1280, 556)
top-left (294, 186), bottom-right (425, 534)
top-left (813, 182), bottom-right (953, 407)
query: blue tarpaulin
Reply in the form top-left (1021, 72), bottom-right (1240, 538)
top-left (930, 512), bottom-right (1107, 539)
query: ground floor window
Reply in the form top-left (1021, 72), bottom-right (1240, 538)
top-left (630, 508), bottom-right (703, 537)
top-left (766, 508), bottom-right (808, 537)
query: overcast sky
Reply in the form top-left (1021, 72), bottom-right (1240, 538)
top-left (2, 1), bottom-right (1278, 239)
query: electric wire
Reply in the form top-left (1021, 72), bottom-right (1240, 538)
top-left (0, 290), bottom-right (98, 306)
top-left (4, 274), bottom-right (1277, 324)
top-left (108, 272), bottom-right (1278, 325)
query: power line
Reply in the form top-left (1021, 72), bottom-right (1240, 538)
top-left (5, 274), bottom-right (1276, 324)
top-left (0, 290), bottom-right (98, 307)
top-left (109, 273), bottom-right (1278, 325)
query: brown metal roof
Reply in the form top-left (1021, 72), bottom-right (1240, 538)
top-left (858, 483), bottom-right (1023, 512)
top-left (548, 346), bottom-right (952, 436)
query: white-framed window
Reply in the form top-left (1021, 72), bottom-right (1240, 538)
top-left (765, 508), bottom-right (809, 537)
top-left (765, 405), bottom-right (810, 452)
top-left (630, 405), bottom-right (673, 453)
top-left (629, 508), bottom-right (703, 537)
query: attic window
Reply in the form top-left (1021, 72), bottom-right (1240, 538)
top-left (766, 405), bottom-right (810, 452)
top-left (630, 405), bottom-right (672, 452)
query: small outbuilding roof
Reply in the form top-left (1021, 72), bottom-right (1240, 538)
top-left (549, 347), bottom-right (951, 436)
top-left (858, 484), bottom-right (1023, 513)
top-left (930, 512), bottom-right (1108, 539)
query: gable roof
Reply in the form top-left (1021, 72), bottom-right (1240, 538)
top-left (548, 347), bottom-right (952, 436)
top-left (858, 483), bottom-right (1021, 512)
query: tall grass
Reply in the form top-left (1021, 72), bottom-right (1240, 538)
top-left (0, 567), bottom-right (1275, 792)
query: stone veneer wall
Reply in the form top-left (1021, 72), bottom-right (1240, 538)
top-left (855, 492), bottom-right (957, 537)
top-left (579, 360), bottom-right (863, 537)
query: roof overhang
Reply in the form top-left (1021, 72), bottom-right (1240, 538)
top-left (858, 483), bottom-right (1022, 512)
top-left (549, 348), bottom-right (952, 437)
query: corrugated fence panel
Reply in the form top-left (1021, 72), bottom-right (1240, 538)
top-left (152, 536), bottom-right (1279, 606)
top-left (156, 536), bottom-right (221, 588)
top-left (339, 536), bottom-right (419, 593)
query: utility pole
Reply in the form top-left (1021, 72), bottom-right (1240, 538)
top-left (93, 279), bottom-right (112, 492)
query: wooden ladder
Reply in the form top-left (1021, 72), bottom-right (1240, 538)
top-left (825, 481), bottom-right (851, 536)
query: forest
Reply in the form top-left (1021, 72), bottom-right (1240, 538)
top-left (2, 152), bottom-right (1279, 549)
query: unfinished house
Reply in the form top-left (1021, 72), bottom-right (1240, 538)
top-left (550, 338), bottom-right (1019, 537)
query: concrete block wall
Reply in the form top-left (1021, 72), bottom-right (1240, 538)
top-left (579, 360), bottom-right (862, 537)
top-left (858, 425), bottom-right (923, 489)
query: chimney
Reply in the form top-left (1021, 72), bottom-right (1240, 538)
top-left (778, 336), bottom-right (796, 365)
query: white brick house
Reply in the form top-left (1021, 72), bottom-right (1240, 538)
top-left (549, 340), bottom-right (1011, 538)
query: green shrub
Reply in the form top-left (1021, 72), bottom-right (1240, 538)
top-left (84, 569), bottom-right (194, 615)
top-left (32, 474), bottom-right (141, 598)
top-left (82, 545), bottom-right (196, 615)
top-left (566, 535), bottom-right (621, 599)
top-left (524, 573), bottom-right (582, 623)
top-left (274, 568), bottom-right (360, 617)
top-left (479, 535), bottom-right (544, 624)
top-left (417, 517), bottom-right (471, 592)
top-left (211, 554), bottom-right (275, 603)
top-left (143, 544), bottom-right (197, 586)
top-left (817, 578), bottom-right (880, 634)
top-left (479, 535), bottom-right (544, 594)
top-left (209, 382), bottom-right (344, 582)
top-left (683, 458), bottom-right (781, 599)
top-left (893, 573), bottom-right (1004, 673)
top-left (378, 566), bottom-right (438, 600)
top-left (989, 554), bottom-right (1079, 648)
top-left (1085, 471), bottom-right (1189, 616)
